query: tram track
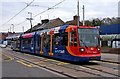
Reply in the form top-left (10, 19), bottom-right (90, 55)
top-left (48, 61), bottom-right (119, 77)
top-left (98, 59), bottom-right (120, 64)
top-left (2, 48), bottom-right (119, 77)
top-left (2, 49), bottom-right (79, 79)
top-left (81, 65), bottom-right (119, 77)
top-left (91, 60), bottom-right (118, 71)
top-left (2, 50), bottom-right (102, 77)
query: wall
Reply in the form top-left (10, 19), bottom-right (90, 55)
top-left (100, 24), bottom-right (120, 35)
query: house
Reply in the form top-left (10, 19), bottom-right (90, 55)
top-left (102, 17), bottom-right (112, 24)
top-left (65, 15), bottom-right (83, 26)
top-left (25, 18), bottom-right (64, 33)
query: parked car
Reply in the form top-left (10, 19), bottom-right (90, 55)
top-left (112, 41), bottom-right (120, 48)
top-left (0, 44), bottom-right (7, 48)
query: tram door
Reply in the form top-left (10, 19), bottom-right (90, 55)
top-left (49, 31), bottom-right (54, 56)
top-left (40, 34), bottom-right (43, 55)
top-left (40, 32), bottom-right (51, 56)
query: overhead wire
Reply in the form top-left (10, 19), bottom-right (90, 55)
top-left (2, 0), bottom-right (66, 32)
top-left (2, 0), bottom-right (35, 26)
top-left (33, 0), bottom-right (66, 17)
top-left (16, 0), bottom-right (66, 27)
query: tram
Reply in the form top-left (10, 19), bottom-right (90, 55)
top-left (11, 25), bottom-right (101, 62)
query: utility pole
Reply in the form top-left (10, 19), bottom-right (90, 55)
top-left (8, 29), bottom-right (9, 32)
top-left (11, 24), bottom-right (14, 33)
top-left (48, 14), bottom-right (49, 19)
top-left (8, 28), bottom-right (9, 36)
top-left (10, 27), bottom-right (11, 32)
top-left (40, 16), bottom-right (41, 24)
top-left (77, 0), bottom-right (80, 27)
top-left (22, 26), bottom-right (24, 33)
top-left (26, 12), bottom-right (33, 32)
top-left (82, 5), bottom-right (85, 26)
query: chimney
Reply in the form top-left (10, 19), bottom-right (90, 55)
top-left (41, 19), bottom-right (49, 24)
top-left (73, 15), bottom-right (79, 21)
top-left (37, 23), bottom-right (41, 25)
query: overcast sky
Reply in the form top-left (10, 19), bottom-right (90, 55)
top-left (0, 0), bottom-right (119, 32)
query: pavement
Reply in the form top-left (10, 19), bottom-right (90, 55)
top-left (101, 53), bottom-right (119, 63)
top-left (101, 47), bottom-right (120, 54)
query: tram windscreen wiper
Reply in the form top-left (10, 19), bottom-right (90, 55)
top-left (80, 39), bottom-right (88, 48)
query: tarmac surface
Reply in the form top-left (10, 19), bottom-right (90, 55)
top-left (1, 47), bottom-right (119, 78)
top-left (1, 48), bottom-right (65, 77)
top-left (2, 55), bottom-right (64, 77)
top-left (101, 53), bottom-right (119, 63)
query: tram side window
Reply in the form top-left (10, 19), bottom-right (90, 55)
top-left (16, 40), bottom-right (20, 47)
top-left (61, 32), bottom-right (68, 46)
top-left (22, 39), bottom-right (26, 44)
top-left (37, 37), bottom-right (41, 46)
top-left (43, 34), bottom-right (50, 48)
top-left (70, 32), bottom-right (72, 46)
top-left (26, 38), bottom-right (33, 44)
top-left (70, 31), bottom-right (77, 47)
top-left (54, 33), bottom-right (60, 46)
top-left (22, 37), bottom-right (33, 44)
top-left (47, 35), bottom-right (50, 48)
top-left (17, 40), bottom-right (20, 44)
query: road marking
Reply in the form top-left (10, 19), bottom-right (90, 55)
top-left (16, 60), bottom-right (33, 67)
top-left (79, 66), bottom-right (92, 70)
top-left (6, 47), bottom-right (11, 50)
top-left (34, 59), bottom-right (49, 64)
top-left (57, 62), bottom-right (69, 65)
top-left (47, 59), bottom-right (60, 63)
top-left (31, 58), bottom-right (35, 61)
top-left (93, 61), bottom-right (119, 66)
top-left (2, 53), bottom-right (14, 61)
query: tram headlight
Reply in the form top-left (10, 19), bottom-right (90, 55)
top-left (31, 47), bottom-right (34, 50)
top-left (80, 48), bottom-right (85, 52)
top-left (98, 48), bottom-right (100, 51)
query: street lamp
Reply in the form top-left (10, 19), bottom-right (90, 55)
top-left (26, 12), bottom-right (33, 32)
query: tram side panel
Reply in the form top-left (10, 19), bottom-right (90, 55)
top-left (21, 33), bottom-right (35, 54)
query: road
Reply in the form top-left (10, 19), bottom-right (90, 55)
top-left (1, 47), bottom-right (119, 78)
top-left (1, 48), bottom-right (65, 78)
top-left (101, 53), bottom-right (119, 63)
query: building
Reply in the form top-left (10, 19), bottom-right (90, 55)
top-left (65, 15), bottom-right (82, 26)
top-left (99, 24), bottom-right (120, 48)
top-left (25, 18), bottom-right (64, 33)
top-left (5, 32), bottom-right (22, 45)
top-left (0, 32), bottom-right (8, 44)
top-left (25, 15), bottom-right (84, 33)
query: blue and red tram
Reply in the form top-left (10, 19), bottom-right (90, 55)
top-left (11, 35), bottom-right (21, 51)
top-left (11, 25), bottom-right (101, 62)
top-left (21, 32), bottom-right (36, 53)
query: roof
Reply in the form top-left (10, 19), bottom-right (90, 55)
top-left (26, 18), bottom-right (64, 33)
top-left (65, 20), bottom-right (82, 26)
